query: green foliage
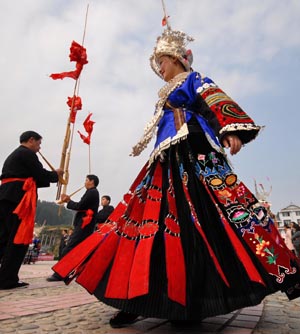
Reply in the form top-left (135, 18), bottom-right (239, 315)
top-left (36, 200), bottom-right (74, 226)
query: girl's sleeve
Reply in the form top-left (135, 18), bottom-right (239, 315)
top-left (190, 72), bottom-right (262, 145)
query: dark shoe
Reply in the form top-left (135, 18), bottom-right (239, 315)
top-left (109, 311), bottom-right (139, 328)
top-left (0, 281), bottom-right (29, 290)
top-left (46, 274), bottom-right (63, 282)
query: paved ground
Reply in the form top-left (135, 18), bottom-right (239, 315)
top-left (0, 261), bottom-right (299, 334)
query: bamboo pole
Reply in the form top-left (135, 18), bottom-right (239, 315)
top-left (56, 4), bottom-right (90, 200)
top-left (56, 185), bottom-right (85, 204)
top-left (38, 152), bottom-right (66, 185)
top-left (88, 143), bottom-right (91, 174)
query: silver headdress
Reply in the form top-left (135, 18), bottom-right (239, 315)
top-left (149, 10), bottom-right (194, 79)
top-left (131, 2), bottom-right (195, 158)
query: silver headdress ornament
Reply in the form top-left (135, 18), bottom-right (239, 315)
top-left (150, 0), bottom-right (194, 79)
top-left (130, 1), bottom-right (194, 158)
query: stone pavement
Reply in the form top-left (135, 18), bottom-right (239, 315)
top-left (0, 261), bottom-right (299, 334)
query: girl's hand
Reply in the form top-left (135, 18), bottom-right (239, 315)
top-left (222, 134), bottom-right (242, 155)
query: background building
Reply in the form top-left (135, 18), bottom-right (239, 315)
top-left (276, 204), bottom-right (300, 238)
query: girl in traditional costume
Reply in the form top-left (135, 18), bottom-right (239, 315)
top-left (53, 21), bottom-right (300, 328)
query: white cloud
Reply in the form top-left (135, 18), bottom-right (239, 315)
top-left (1, 0), bottom-right (300, 213)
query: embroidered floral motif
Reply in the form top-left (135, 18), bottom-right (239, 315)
top-left (253, 233), bottom-right (278, 265)
top-left (197, 154), bottom-right (206, 162)
top-left (208, 152), bottom-right (219, 164)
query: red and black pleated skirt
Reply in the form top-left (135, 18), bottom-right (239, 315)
top-left (53, 130), bottom-right (300, 320)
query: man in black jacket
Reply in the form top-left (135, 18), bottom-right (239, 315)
top-left (0, 131), bottom-right (63, 289)
top-left (96, 195), bottom-right (114, 227)
top-left (47, 174), bottom-right (100, 281)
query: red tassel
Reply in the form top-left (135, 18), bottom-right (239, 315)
top-left (163, 168), bottom-right (186, 305)
top-left (165, 233), bottom-right (186, 305)
top-left (104, 237), bottom-right (136, 298)
top-left (53, 232), bottom-right (104, 278)
top-left (76, 232), bottom-right (120, 293)
top-left (127, 163), bottom-right (163, 298)
top-left (128, 237), bottom-right (155, 299)
top-left (126, 195), bottom-right (145, 222)
top-left (106, 162), bottom-right (163, 299)
top-left (107, 201), bottom-right (126, 222)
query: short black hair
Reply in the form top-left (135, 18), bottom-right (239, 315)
top-left (19, 131), bottom-right (42, 143)
top-left (102, 195), bottom-right (111, 203)
top-left (87, 174), bottom-right (99, 187)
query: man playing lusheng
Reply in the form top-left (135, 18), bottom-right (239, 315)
top-left (47, 174), bottom-right (100, 282)
top-left (0, 130), bottom-right (63, 289)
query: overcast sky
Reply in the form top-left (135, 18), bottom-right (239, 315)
top-left (0, 0), bottom-right (299, 214)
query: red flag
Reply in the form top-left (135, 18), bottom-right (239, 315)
top-left (67, 95), bottom-right (82, 110)
top-left (69, 41), bottom-right (88, 65)
top-left (50, 68), bottom-right (80, 80)
top-left (50, 41), bottom-right (88, 80)
top-left (78, 131), bottom-right (90, 145)
top-left (83, 113), bottom-right (95, 136)
top-left (67, 96), bottom-right (82, 123)
top-left (78, 113), bottom-right (95, 145)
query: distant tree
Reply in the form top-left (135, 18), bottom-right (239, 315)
top-left (36, 200), bottom-right (74, 226)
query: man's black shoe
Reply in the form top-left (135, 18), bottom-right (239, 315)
top-left (109, 311), bottom-right (139, 328)
top-left (0, 281), bottom-right (29, 290)
top-left (46, 274), bottom-right (63, 282)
